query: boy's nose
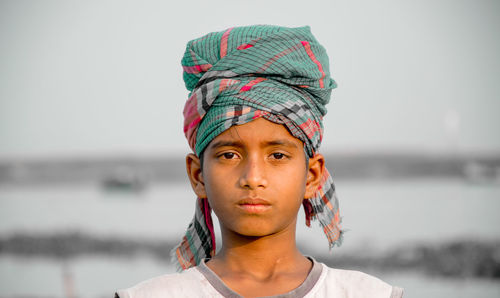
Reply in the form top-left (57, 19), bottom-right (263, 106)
top-left (238, 156), bottom-right (268, 189)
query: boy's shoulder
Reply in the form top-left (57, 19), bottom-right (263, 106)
top-left (114, 267), bottom-right (220, 298)
top-left (311, 262), bottom-right (404, 298)
top-left (115, 261), bottom-right (404, 298)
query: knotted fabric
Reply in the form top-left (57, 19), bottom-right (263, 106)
top-left (173, 25), bottom-right (343, 271)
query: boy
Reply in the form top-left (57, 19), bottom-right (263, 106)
top-left (116, 25), bottom-right (403, 297)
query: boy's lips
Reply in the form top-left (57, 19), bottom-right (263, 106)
top-left (236, 198), bottom-right (271, 213)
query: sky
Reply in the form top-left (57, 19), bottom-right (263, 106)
top-left (1, 0), bottom-right (499, 159)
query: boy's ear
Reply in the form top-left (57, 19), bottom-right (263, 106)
top-left (304, 153), bottom-right (325, 199)
top-left (186, 153), bottom-right (207, 199)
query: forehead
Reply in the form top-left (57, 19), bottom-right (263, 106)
top-left (208, 118), bottom-right (303, 149)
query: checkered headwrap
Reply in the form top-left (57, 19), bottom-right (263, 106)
top-left (173, 25), bottom-right (343, 271)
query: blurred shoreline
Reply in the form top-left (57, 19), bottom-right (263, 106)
top-left (1, 153), bottom-right (500, 186)
top-left (0, 232), bottom-right (498, 280)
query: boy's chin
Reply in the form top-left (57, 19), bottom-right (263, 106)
top-left (235, 229), bottom-right (273, 238)
top-left (229, 221), bottom-right (290, 238)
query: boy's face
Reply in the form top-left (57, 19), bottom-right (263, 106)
top-left (199, 118), bottom-right (310, 238)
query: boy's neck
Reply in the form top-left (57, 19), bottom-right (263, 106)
top-left (205, 219), bottom-right (313, 296)
top-left (208, 220), bottom-right (309, 279)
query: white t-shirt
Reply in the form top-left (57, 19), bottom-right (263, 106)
top-left (116, 258), bottom-right (404, 298)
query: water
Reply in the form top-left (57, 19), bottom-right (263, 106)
top-left (1, 178), bottom-right (499, 297)
top-left (0, 255), bottom-right (173, 298)
top-left (2, 255), bottom-right (500, 298)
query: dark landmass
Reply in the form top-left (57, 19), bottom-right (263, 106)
top-left (315, 240), bottom-right (500, 279)
top-left (1, 232), bottom-right (499, 279)
top-left (1, 153), bottom-right (500, 186)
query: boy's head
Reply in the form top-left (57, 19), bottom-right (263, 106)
top-left (173, 25), bottom-right (343, 270)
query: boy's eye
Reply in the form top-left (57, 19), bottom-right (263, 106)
top-left (221, 152), bottom-right (237, 159)
top-left (271, 153), bottom-right (285, 160)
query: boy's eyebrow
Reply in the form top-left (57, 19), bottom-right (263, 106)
top-left (209, 139), bottom-right (299, 150)
top-left (264, 140), bottom-right (299, 149)
top-left (209, 140), bottom-right (244, 150)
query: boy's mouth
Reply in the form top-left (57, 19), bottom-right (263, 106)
top-left (236, 198), bottom-right (271, 213)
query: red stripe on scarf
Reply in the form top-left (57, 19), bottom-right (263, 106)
top-left (201, 198), bottom-right (216, 255)
top-left (183, 64), bottom-right (212, 74)
top-left (219, 79), bottom-right (239, 92)
top-left (299, 118), bottom-right (321, 139)
top-left (252, 110), bottom-right (270, 119)
top-left (239, 77), bottom-right (266, 93)
top-left (302, 199), bottom-right (314, 227)
top-left (183, 92), bottom-right (202, 150)
top-left (258, 43), bottom-right (303, 73)
top-left (301, 41), bottom-right (325, 88)
top-left (220, 27), bottom-right (234, 58)
top-left (237, 43), bottom-right (254, 50)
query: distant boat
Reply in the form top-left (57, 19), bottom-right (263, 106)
top-left (463, 161), bottom-right (500, 184)
top-left (100, 166), bottom-right (147, 192)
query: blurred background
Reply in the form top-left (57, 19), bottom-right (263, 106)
top-left (1, 0), bottom-right (499, 297)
